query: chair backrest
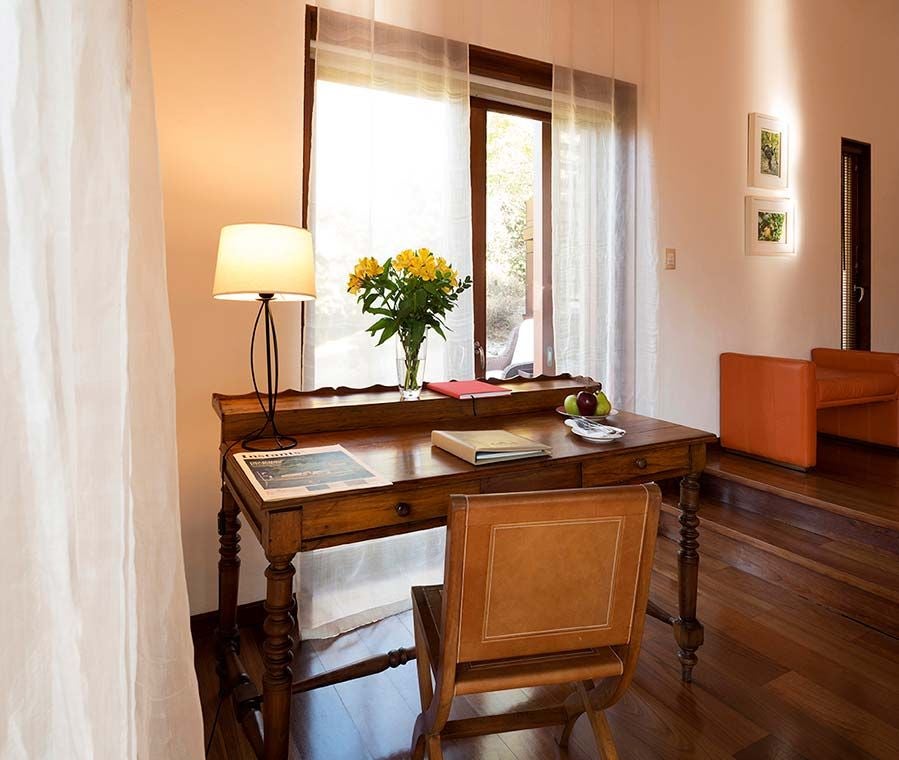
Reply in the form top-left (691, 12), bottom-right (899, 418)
top-left (441, 484), bottom-right (661, 664)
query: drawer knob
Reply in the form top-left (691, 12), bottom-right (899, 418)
top-left (634, 457), bottom-right (648, 470)
top-left (395, 502), bottom-right (412, 517)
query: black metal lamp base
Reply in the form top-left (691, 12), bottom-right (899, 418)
top-left (241, 433), bottom-right (298, 452)
top-left (241, 294), bottom-right (298, 452)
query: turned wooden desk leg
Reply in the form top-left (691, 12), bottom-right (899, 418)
top-left (673, 470), bottom-right (705, 683)
top-left (263, 554), bottom-right (297, 760)
top-left (215, 485), bottom-right (242, 683)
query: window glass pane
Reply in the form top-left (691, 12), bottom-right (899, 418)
top-left (485, 112), bottom-right (542, 379)
top-left (308, 79), bottom-right (473, 388)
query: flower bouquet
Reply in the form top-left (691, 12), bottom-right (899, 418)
top-left (347, 248), bottom-right (472, 399)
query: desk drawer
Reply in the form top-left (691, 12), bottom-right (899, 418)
top-left (582, 446), bottom-right (691, 485)
top-left (302, 480), bottom-right (481, 541)
top-left (482, 462), bottom-right (581, 494)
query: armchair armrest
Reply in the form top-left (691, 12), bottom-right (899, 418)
top-left (811, 347), bottom-right (899, 376)
top-left (720, 353), bottom-right (817, 469)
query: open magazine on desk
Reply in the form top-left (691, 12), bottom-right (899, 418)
top-left (233, 444), bottom-right (391, 502)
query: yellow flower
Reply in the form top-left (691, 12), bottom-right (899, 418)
top-left (393, 249), bottom-right (416, 272)
top-left (394, 247), bottom-right (441, 280)
top-left (353, 256), bottom-right (383, 279)
top-left (347, 273), bottom-right (363, 294)
top-left (347, 256), bottom-right (383, 294)
top-left (410, 252), bottom-right (437, 281)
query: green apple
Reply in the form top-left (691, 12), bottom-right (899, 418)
top-left (563, 394), bottom-right (579, 415)
top-left (595, 390), bottom-right (612, 416)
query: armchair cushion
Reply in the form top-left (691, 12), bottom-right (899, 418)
top-left (812, 347), bottom-right (899, 375)
top-left (815, 367), bottom-right (898, 408)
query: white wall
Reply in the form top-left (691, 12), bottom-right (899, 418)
top-left (657, 0), bottom-right (899, 433)
top-left (150, 0), bottom-right (899, 614)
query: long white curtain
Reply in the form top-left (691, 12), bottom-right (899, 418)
top-left (299, 3), bottom-right (470, 637)
top-left (551, 0), bottom-right (660, 416)
top-left (0, 2), bottom-right (204, 757)
top-left (305, 3), bottom-right (473, 389)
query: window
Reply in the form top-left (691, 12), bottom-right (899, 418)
top-left (302, 9), bottom-right (635, 388)
top-left (303, 7), bottom-right (558, 383)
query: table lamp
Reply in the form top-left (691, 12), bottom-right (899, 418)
top-left (213, 223), bottom-right (316, 450)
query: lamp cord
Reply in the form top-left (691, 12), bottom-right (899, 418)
top-left (204, 689), bottom-right (225, 757)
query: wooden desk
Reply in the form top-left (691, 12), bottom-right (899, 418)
top-left (212, 376), bottom-right (716, 760)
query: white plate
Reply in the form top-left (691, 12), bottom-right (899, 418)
top-left (564, 419), bottom-right (626, 442)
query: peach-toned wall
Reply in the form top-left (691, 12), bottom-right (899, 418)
top-left (150, 0), bottom-right (899, 614)
top-left (148, 0), bottom-right (306, 614)
top-left (657, 0), bottom-right (899, 433)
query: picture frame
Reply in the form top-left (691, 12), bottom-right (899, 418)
top-left (745, 196), bottom-right (795, 255)
top-left (748, 113), bottom-right (789, 189)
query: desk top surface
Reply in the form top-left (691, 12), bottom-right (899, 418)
top-left (217, 377), bottom-right (715, 510)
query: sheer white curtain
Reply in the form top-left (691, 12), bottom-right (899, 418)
top-left (0, 2), bottom-right (204, 758)
top-left (551, 0), bottom-right (660, 415)
top-left (304, 3), bottom-right (473, 388)
top-left (299, 2), bottom-right (471, 637)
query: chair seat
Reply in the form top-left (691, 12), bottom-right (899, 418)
top-left (412, 584), bottom-right (624, 696)
top-left (815, 367), bottom-right (898, 408)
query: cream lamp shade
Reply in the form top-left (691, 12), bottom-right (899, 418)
top-left (212, 223), bottom-right (316, 301)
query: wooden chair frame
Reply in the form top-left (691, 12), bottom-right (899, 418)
top-left (410, 484), bottom-right (662, 760)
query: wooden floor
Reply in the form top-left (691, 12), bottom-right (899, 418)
top-left (195, 533), bottom-right (899, 759)
top-left (707, 437), bottom-right (899, 531)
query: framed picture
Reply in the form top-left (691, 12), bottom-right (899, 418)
top-left (748, 113), bottom-right (789, 189)
top-left (745, 196), bottom-right (795, 255)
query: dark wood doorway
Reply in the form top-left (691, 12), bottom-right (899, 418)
top-left (840, 138), bottom-right (871, 350)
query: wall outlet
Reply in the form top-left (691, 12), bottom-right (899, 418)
top-left (665, 247), bottom-right (677, 270)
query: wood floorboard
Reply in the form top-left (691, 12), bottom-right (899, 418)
top-left (731, 734), bottom-right (810, 760)
top-left (668, 500), bottom-right (899, 601)
top-left (765, 671), bottom-right (899, 760)
top-left (195, 532), bottom-right (899, 759)
top-left (707, 445), bottom-right (899, 531)
top-left (659, 510), bottom-right (899, 636)
top-left (854, 627), bottom-right (899, 660)
top-left (815, 437), bottom-right (899, 490)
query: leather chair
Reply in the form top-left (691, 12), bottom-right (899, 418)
top-left (812, 348), bottom-right (899, 449)
top-left (720, 349), bottom-right (899, 469)
top-left (410, 484), bottom-right (662, 760)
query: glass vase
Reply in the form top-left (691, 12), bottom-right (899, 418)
top-left (396, 331), bottom-right (428, 400)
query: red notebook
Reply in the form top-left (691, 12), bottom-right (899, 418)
top-left (427, 380), bottom-right (512, 399)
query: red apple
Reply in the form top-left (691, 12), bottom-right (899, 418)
top-left (576, 390), bottom-right (598, 416)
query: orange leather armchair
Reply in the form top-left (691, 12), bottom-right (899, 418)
top-left (720, 349), bottom-right (899, 469)
top-left (720, 353), bottom-right (818, 469)
top-left (812, 348), bottom-right (899, 449)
